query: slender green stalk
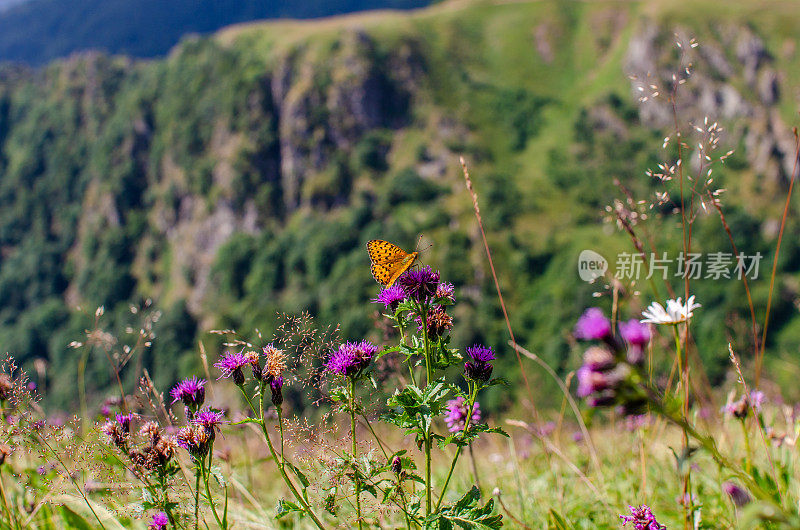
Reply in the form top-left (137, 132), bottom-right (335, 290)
top-left (240, 387), bottom-right (327, 530)
top-left (277, 405), bottom-right (285, 462)
top-left (361, 413), bottom-right (389, 460)
top-left (397, 317), bottom-right (417, 387)
top-left (77, 346), bottom-right (90, 432)
top-left (740, 419), bottom-right (752, 474)
top-left (672, 324), bottom-right (691, 528)
top-left (0, 468), bottom-right (19, 530)
top-left (194, 469), bottom-right (201, 530)
top-left (435, 383), bottom-right (477, 510)
top-left (349, 378), bottom-right (364, 530)
top-left (468, 445), bottom-right (482, 495)
top-left (420, 302), bottom-right (433, 517)
top-left (199, 452), bottom-right (225, 529)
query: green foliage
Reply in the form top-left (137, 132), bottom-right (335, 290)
top-left (425, 487), bottom-right (503, 529)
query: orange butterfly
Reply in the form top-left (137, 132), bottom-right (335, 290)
top-left (366, 240), bottom-right (419, 286)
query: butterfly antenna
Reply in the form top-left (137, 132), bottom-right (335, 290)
top-left (416, 234), bottom-right (433, 254)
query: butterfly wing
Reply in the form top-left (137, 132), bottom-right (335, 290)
top-left (367, 240), bottom-right (419, 286)
top-left (385, 251), bottom-right (418, 286)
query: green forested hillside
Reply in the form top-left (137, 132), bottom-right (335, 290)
top-left (1, 0), bottom-right (800, 409)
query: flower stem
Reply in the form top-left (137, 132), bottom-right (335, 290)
top-left (194, 469), bottom-right (201, 530)
top-left (350, 377), bottom-right (364, 530)
top-left (240, 387), bottom-right (327, 530)
top-left (740, 419), bottom-right (752, 474)
top-left (0, 468), bottom-right (18, 530)
top-left (436, 383), bottom-right (477, 510)
top-left (200, 453), bottom-right (225, 529)
top-left (420, 303), bottom-right (433, 517)
top-left (277, 404), bottom-right (285, 462)
top-left (672, 324), bottom-right (692, 529)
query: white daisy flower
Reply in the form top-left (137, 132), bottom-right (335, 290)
top-left (640, 295), bottom-right (700, 325)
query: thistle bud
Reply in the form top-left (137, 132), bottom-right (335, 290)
top-left (391, 455), bottom-right (402, 474)
top-left (270, 377), bottom-right (284, 407)
top-left (465, 361), bottom-right (493, 382)
top-left (723, 482), bottom-right (751, 507)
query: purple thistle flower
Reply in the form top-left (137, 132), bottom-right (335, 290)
top-left (619, 505), bottom-right (665, 530)
top-left (373, 285), bottom-right (407, 311)
top-left (576, 366), bottom-right (613, 398)
top-left (537, 421), bottom-right (556, 437)
top-left (444, 396), bottom-right (481, 433)
top-left (581, 346), bottom-right (614, 370)
top-left (619, 319), bottom-right (651, 347)
top-left (193, 408), bottom-right (225, 432)
top-left (100, 404), bottom-right (111, 417)
top-left (436, 282), bottom-right (455, 302)
top-left (624, 414), bottom-right (651, 431)
top-left (170, 377), bottom-right (206, 408)
top-left (115, 413), bottom-right (135, 433)
top-left (466, 344), bottom-right (495, 363)
top-left (214, 350), bottom-right (250, 385)
top-left (327, 341), bottom-right (377, 378)
top-left (464, 344), bottom-right (495, 383)
top-left (575, 346), bottom-right (630, 408)
top-left (574, 308), bottom-right (612, 341)
top-left (749, 390), bottom-right (765, 412)
top-left (148, 511), bottom-right (169, 530)
top-left (723, 482), bottom-right (751, 507)
top-left (397, 265), bottom-right (440, 302)
top-left (724, 391), bottom-right (764, 419)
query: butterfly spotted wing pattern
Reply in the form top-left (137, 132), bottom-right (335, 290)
top-left (366, 240), bottom-right (419, 286)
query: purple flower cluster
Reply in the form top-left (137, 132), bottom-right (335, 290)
top-left (574, 308), bottom-right (612, 340)
top-left (176, 407), bottom-right (225, 459)
top-left (575, 347), bottom-right (622, 406)
top-left (193, 408), bottom-right (225, 432)
top-left (170, 377), bottom-right (206, 409)
top-left (723, 390), bottom-right (766, 419)
top-left (327, 341), bottom-right (378, 378)
top-left (619, 319), bottom-right (651, 364)
top-left (148, 512), bottom-right (169, 530)
top-left (464, 344), bottom-right (494, 383)
top-left (214, 350), bottom-right (250, 385)
top-left (436, 282), bottom-right (455, 302)
top-left (373, 284), bottom-right (407, 311)
top-left (619, 319), bottom-right (651, 347)
top-left (574, 308), bottom-right (651, 412)
top-left (115, 413), bottom-right (135, 434)
top-left (373, 268), bottom-right (455, 311)
top-left (444, 396), bottom-right (481, 433)
top-left (619, 505), bottom-right (665, 530)
top-left (397, 265), bottom-right (440, 302)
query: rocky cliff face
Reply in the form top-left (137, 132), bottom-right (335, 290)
top-left (272, 29), bottom-right (417, 211)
